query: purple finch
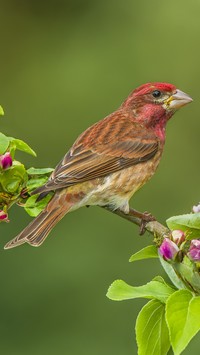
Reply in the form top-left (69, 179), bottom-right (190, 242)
top-left (4, 82), bottom-right (192, 249)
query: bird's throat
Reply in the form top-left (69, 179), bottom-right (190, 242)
top-left (154, 124), bottom-right (166, 142)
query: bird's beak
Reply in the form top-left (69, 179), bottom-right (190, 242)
top-left (165, 89), bottom-right (193, 110)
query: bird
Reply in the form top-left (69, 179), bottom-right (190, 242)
top-left (4, 82), bottom-right (192, 249)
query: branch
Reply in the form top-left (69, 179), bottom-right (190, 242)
top-left (102, 206), bottom-right (170, 243)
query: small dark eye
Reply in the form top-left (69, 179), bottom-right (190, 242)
top-left (152, 90), bottom-right (161, 98)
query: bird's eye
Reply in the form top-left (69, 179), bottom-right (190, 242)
top-left (152, 90), bottom-right (162, 98)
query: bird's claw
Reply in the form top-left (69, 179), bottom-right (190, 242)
top-left (139, 211), bottom-right (156, 235)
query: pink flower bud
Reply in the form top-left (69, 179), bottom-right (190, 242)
top-left (171, 230), bottom-right (185, 245)
top-left (0, 152), bottom-right (12, 169)
top-left (188, 239), bottom-right (200, 261)
top-left (0, 210), bottom-right (8, 220)
top-left (159, 238), bottom-right (179, 260)
top-left (192, 203), bottom-right (200, 213)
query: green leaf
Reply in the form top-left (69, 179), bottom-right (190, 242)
top-left (0, 132), bottom-right (9, 154)
top-left (26, 176), bottom-right (48, 192)
top-left (0, 106), bottom-right (4, 115)
top-left (136, 299), bottom-right (170, 355)
top-left (107, 279), bottom-right (175, 303)
top-left (159, 255), bottom-right (187, 290)
top-left (166, 289), bottom-right (200, 355)
top-left (8, 137), bottom-right (36, 157)
top-left (129, 245), bottom-right (158, 262)
top-left (27, 167), bottom-right (54, 175)
top-left (166, 214), bottom-right (200, 238)
top-left (24, 194), bottom-right (52, 217)
top-left (152, 276), bottom-right (175, 290)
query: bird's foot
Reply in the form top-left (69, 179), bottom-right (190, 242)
top-left (129, 208), bottom-right (156, 235)
top-left (139, 211), bottom-right (156, 235)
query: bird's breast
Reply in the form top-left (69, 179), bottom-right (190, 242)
top-left (67, 149), bottom-right (163, 212)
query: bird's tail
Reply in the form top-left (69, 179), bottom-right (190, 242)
top-left (4, 201), bottom-right (69, 250)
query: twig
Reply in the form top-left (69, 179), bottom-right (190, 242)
top-left (102, 206), bottom-right (170, 243)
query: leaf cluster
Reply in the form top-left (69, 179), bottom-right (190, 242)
top-left (0, 107), bottom-right (54, 218)
top-left (107, 243), bottom-right (200, 354)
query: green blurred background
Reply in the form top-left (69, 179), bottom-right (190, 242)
top-left (0, 0), bottom-right (199, 354)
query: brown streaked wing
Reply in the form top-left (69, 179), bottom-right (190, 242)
top-left (33, 112), bottom-right (159, 194)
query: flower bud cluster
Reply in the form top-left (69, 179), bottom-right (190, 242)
top-left (159, 230), bottom-right (185, 261)
top-left (158, 225), bottom-right (200, 293)
top-left (159, 229), bottom-right (200, 264)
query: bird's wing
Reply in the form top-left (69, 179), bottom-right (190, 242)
top-left (33, 112), bottom-right (159, 194)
